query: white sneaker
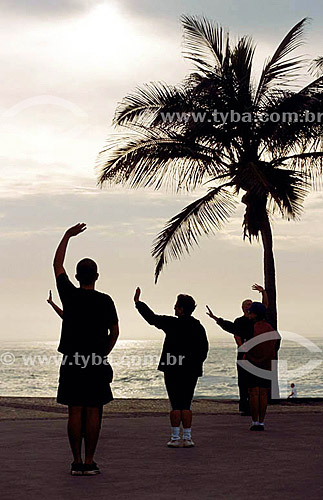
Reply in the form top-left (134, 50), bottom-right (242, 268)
top-left (167, 439), bottom-right (181, 448)
top-left (183, 439), bottom-right (195, 448)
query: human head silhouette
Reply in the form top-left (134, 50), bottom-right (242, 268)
top-left (174, 294), bottom-right (196, 316)
top-left (248, 302), bottom-right (267, 321)
top-left (241, 299), bottom-right (253, 314)
top-left (75, 258), bottom-right (98, 286)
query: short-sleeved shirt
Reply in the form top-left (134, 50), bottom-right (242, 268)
top-left (245, 320), bottom-right (280, 370)
top-left (135, 301), bottom-right (209, 376)
top-left (56, 273), bottom-right (118, 356)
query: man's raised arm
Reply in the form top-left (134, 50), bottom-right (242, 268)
top-left (134, 287), bottom-right (169, 330)
top-left (53, 223), bottom-right (87, 277)
top-left (206, 305), bottom-right (236, 334)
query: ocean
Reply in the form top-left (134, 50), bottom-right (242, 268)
top-left (0, 337), bottom-right (322, 399)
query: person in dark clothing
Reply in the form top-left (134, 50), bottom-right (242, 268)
top-left (241, 302), bottom-right (281, 431)
top-left (53, 223), bottom-right (119, 476)
top-left (206, 284), bottom-right (268, 415)
top-left (47, 290), bottom-right (104, 437)
top-left (134, 287), bottom-right (209, 448)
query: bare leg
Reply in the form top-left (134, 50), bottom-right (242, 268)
top-left (68, 406), bottom-right (83, 463)
top-left (170, 410), bottom-right (181, 427)
top-left (181, 410), bottom-right (192, 428)
top-left (84, 406), bottom-right (101, 464)
top-left (259, 388), bottom-right (268, 423)
top-left (249, 387), bottom-right (260, 422)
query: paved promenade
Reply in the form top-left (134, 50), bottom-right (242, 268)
top-left (1, 403), bottom-right (322, 500)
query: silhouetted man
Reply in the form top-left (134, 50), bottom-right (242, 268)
top-left (134, 288), bottom-right (208, 448)
top-left (53, 223), bottom-right (119, 475)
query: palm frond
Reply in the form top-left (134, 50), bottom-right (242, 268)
top-left (241, 169), bottom-right (308, 238)
top-left (231, 36), bottom-right (255, 105)
top-left (181, 15), bottom-right (229, 74)
top-left (113, 82), bottom-right (189, 127)
top-left (309, 56), bottom-right (323, 76)
top-left (255, 18), bottom-right (309, 105)
top-left (255, 80), bottom-right (323, 159)
top-left (266, 168), bottom-right (309, 219)
top-left (274, 152), bottom-right (323, 189)
top-left (299, 74), bottom-right (323, 96)
top-left (273, 151), bottom-right (323, 165)
top-left (97, 130), bottom-right (226, 192)
top-left (152, 185), bottom-right (237, 282)
top-left (236, 162), bottom-right (308, 223)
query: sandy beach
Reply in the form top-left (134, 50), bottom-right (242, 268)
top-left (0, 397), bottom-right (322, 500)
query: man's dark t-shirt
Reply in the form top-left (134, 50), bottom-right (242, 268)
top-left (217, 316), bottom-right (253, 360)
top-left (136, 301), bottom-right (209, 376)
top-left (56, 273), bottom-right (118, 356)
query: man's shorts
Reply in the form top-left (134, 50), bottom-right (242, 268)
top-left (57, 354), bottom-right (114, 406)
top-left (164, 371), bottom-right (199, 410)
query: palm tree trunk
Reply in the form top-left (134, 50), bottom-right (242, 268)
top-left (260, 213), bottom-right (280, 401)
top-left (260, 213), bottom-right (277, 330)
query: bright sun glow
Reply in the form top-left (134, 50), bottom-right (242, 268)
top-left (86, 3), bottom-right (126, 41)
top-left (60, 2), bottom-right (141, 72)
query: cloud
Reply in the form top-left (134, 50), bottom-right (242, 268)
top-left (122, 0), bottom-right (323, 32)
top-left (0, 189), bottom-right (189, 232)
top-left (0, 0), bottom-right (99, 18)
top-left (0, 156), bottom-right (97, 199)
top-left (7, 0), bottom-right (318, 27)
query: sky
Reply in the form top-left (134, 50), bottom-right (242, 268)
top-left (0, 0), bottom-right (322, 342)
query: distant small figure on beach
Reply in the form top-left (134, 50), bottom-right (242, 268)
top-left (288, 383), bottom-right (298, 399)
top-left (53, 223), bottom-right (119, 476)
top-left (206, 284), bottom-right (268, 416)
top-left (134, 287), bottom-right (209, 448)
top-left (240, 302), bottom-right (280, 431)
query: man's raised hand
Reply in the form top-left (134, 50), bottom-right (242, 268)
top-left (206, 305), bottom-right (219, 321)
top-left (252, 283), bottom-right (264, 293)
top-left (134, 287), bottom-right (141, 303)
top-left (53, 223), bottom-right (86, 278)
top-left (65, 223), bottom-right (87, 238)
top-left (47, 290), bottom-right (53, 304)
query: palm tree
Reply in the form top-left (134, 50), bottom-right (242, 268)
top-left (97, 16), bottom-right (323, 329)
